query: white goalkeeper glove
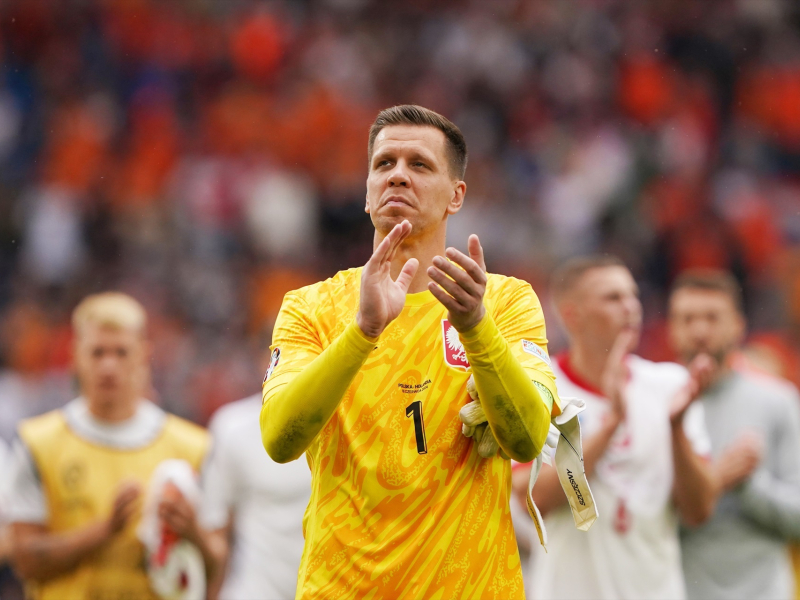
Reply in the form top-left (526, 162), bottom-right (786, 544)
top-left (459, 375), bottom-right (510, 459)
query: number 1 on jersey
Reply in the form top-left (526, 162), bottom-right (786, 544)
top-left (406, 400), bottom-right (428, 455)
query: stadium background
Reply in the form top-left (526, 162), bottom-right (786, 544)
top-left (1, 0), bottom-right (800, 518)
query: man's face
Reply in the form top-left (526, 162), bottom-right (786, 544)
top-left (366, 125), bottom-right (464, 236)
top-left (74, 323), bottom-right (148, 409)
top-left (563, 266), bottom-right (643, 351)
top-left (669, 288), bottom-right (744, 365)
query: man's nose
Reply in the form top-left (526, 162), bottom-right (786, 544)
top-left (388, 163), bottom-right (410, 187)
top-left (688, 320), bottom-right (711, 342)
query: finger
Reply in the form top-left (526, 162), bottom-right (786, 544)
top-left (427, 266), bottom-right (474, 307)
top-left (386, 222), bottom-right (412, 263)
top-left (428, 281), bottom-right (463, 313)
top-left (394, 258), bottom-right (419, 293)
top-left (468, 234), bottom-right (486, 272)
top-left (606, 329), bottom-right (634, 370)
top-left (459, 401), bottom-right (487, 427)
top-left (466, 375), bottom-right (479, 401)
top-left (688, 353), bottom-right (715, 390)
top-left (370, 220), bottom-right (410, 266)
top-left (478, 426), bottom-right (500, 458)
top-left (383, 220), bottom-right (412, 264)
top-left (445, 247), bottom-right (488, 285)
top-left (117, 480), bottom-right (142, 499)
top-left (431, 255), bottom-right (483, 297)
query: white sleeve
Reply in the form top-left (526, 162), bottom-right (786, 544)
top-left (683, 402), bottom-right (711, 458)
top-left (198, 421), bottom-right (236, 531)
top-left (7, 437), bottom-right (48, 524)
top-left (0, 439), bottom-right (9, 524)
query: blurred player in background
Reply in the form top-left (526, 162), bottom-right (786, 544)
top-left (261, 105), bottom-right (560, 599)
top-left (0, 437), bottom-right (22, 600)
top-left (514, 256), bottom-right (718, 600)
top-left (158, 390), bottom-right (311, 600)
top-left (670, 271), bottom-right (800, 600)
top-left (5, 293), bottom-right (209, 600)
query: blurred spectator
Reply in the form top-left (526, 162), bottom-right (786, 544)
top-left (669, 271), bottom-right (800, 600)
top-left (6, 293), bottom-right (209, 599)
top-left (515, 256), bottom-right (716, 600)
top-left (0, 0), bottom-right (798, 425)
top-left (0, 435), bottom-right (24, 600)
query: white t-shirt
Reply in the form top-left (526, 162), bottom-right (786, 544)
top-left (0, 437), bottom-right (10, 526)
top-left (199, 396), bottom-right (311, 600)
top-left (529, 355), bottom-right (710, 600)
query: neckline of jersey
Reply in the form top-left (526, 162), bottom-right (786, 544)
top-left (556, 353), bottom-right (606, 397)
top-left (556, 352), bottom-right (633, 399)
top-left (404, 289), bottom-right (437, 306)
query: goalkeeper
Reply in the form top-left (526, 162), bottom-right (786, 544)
top-left (260, 105), bottom-right (560, 600)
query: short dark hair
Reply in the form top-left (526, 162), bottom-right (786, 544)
top-left (670, 269), bottom-right (744, 314)
top-left (368, 105), bottom-right (468, 179)
top-left (550, 255), bottom-right (627, 304)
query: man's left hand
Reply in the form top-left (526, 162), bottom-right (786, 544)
top-left (158, 490), bottom-right (201, 547)
top-left (428, 234), bottom-right (487, 332)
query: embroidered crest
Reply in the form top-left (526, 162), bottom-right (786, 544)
top-left (263, 347), bottom-right (281, 383)
top-left (442, 320), bottom-right (470, 369)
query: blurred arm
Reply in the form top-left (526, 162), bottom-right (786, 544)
top-left (10, 521), bottom-right (112, 582)
top-left (7, 438), bottom-right (138, 582)
top-left (671, 424), bottom-right (717, 527)
top-left (737, 396), bottom-right (800, 538)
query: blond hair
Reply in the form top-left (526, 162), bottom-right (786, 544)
top-left (72, 292), bottom-right (147, 337)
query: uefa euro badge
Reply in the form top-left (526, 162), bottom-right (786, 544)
top-left (442, 320), bottom-right (470, 369)
top-left (263, 347), bottom-right (281, 383)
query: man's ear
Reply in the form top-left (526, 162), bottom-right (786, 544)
top-left (445, 181), bottom-right (467, 215)
top-left (558, 300), bottom-right (578, 334)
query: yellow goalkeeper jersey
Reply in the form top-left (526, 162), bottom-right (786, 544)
top-left (263, 267), bottom-right (559, 600)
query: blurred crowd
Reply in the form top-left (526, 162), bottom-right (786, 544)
top-left (0, 0), bottom-right (799, 437)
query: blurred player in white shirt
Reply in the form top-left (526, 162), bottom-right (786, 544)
top-left (513, 255), bottom-right (718, 600)
top-left (164, 393), bottom-right (311, 599)
top-left (0, 438), bottom-right (11, 573)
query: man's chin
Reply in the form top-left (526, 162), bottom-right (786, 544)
top-left (683, 349), bottom-right (727, 368)
top-left (375, 214), bottom-right (418, 234)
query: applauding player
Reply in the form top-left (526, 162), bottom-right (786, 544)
top-left (517, 256), bottom-right (717, 600)
top-left (260, 105), bottom-right (560, 599)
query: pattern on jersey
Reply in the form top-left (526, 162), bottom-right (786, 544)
top-left (263, 268), bottom-right (559, 600)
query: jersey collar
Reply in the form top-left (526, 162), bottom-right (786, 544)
top-left (63, 397), bottom-right (167, 450)
top-left (556, 353), bottom-right (606, 397)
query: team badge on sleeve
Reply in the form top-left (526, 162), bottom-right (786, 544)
top-left (442, 320), bottom-right (470, 369)
top-left (522, 340), bottom-right (551, 366)
top-left (263, 347), bottom-right (281, 383)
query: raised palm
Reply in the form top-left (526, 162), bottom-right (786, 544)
top-left (356, 220), bottom-right (419, 339)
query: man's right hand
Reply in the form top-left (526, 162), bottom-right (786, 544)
top-left (356, 220), bottom-right (419, 339)
top-left (601, 329), bottom-right (635, 422)
top-left (715, 432), bottom-right (764, 492)
top-left (106, 481), bottom-right (142, 536)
